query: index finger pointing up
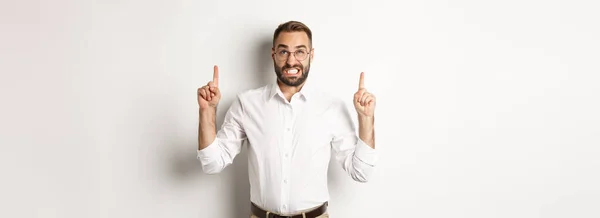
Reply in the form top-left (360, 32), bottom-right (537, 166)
top-left (359, 72), bottom-right (365, 89)
top-left (213, 65), bottom-right (219, 87)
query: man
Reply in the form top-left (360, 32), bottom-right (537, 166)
top-left (196, 21), bottom-right (377, 218)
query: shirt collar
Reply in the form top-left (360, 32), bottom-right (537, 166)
top-left (268, 79), bottom-right (313, 102)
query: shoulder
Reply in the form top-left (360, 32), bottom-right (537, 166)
top-left (236, 84), bottom-right (270, 100)
top-left (222, 85), bottom-right (269, 115)
top-left (228, 84), bottom-right (272, 111)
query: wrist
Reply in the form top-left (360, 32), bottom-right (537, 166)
top-left (199, 106), bottom-right (216, 114)
top-left (358, 114), bottom-right (374, 124)
top-left (199, 107), bottom-right (217, 122)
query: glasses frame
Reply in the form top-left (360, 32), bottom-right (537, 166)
top-left (274, 48), bottom-right (312, 62)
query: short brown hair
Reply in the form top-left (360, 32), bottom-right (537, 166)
top-left (273, 21), bottom-right (313, 47)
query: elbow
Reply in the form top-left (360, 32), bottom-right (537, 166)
top-left (197, 157), bottom-right (225, 175)
top-left (202, 167), bottom-right (223, 175)
top-left (201, 164), bottom-right (224, 175)
top-left (348, 164), bottom-right (372, 183)
top-left (347, 156), bottom-right (376, 183)
top-left (353, 177), bottom-right (369, 183)
top-left (350, 171), bottom-right (370, 183)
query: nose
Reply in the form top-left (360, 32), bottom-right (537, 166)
top-left (285, 53), bottom-right (298, 66)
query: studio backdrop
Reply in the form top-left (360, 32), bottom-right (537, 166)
top-left (1, 0), bottom-right (599, 217)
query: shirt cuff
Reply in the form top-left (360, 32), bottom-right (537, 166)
top-left (354, 138), bottom-right (378, 167)
top-left (197, 138), bottom-right (220, 162)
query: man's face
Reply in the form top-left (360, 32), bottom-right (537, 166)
top-left (272, 31), bottom-right (314, 87)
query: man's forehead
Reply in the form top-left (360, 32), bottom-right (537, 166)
top-left (274, 32), bottom-right (310, 48)
top-left (275, 44), bottom-right (308, 49)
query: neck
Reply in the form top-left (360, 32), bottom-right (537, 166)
top-left (277, 80), bottom-right (305, 102)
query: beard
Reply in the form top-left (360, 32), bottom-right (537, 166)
top-left (274, 59), bottom-right (311, 87)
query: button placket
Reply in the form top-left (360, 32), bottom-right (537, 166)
top-left (282, 103), bottom-right (294, 214)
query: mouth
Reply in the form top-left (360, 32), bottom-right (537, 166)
top-left (283, 68), bottom-right (301, 76)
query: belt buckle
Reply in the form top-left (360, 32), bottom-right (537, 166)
top-left (268, 215), bottom-right (293, 218)
top-left (270, 215), bottom-right (294, 218)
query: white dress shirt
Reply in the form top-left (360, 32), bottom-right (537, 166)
top-left (196, 79), bottom-right (378, 215)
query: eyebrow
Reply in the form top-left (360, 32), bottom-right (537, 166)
top-left (276, 44), bottom-right (308, 50)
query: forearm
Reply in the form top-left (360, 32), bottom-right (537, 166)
top-left (358, 115), bottom-right (375, 149)
top-left (198, 107), bottom-right (217, 150)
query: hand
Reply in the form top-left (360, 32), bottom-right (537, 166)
top-left (353, 72), bottom-right (376, 117)
top-left (197, 65), bottom-right (221, 110)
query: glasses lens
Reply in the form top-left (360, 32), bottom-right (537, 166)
top-left (276, 50), bottom-right (287, 60)
top-left (295, 50), bottom-right (307, 60)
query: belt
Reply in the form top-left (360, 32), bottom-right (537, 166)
top-left (251, 202), bottom-right (328, 218)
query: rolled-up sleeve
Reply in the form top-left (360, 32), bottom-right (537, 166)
top-left (330, 101), bottom-right (378, 182)
top-left (197, 95), bottom-right (247, 174)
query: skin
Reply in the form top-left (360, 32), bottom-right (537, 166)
top-left (197, 31), bottom-right (375, 150)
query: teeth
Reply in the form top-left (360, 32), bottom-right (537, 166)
top-left (287, 69), bottom-right (298, 74)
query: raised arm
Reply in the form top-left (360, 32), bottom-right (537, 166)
top-left (353, 72), bottom-right (375, 148)
top-left (331, 72), bottom-right (378, 182)
top-left (196, 65), bottom-right (246, 174)
top-left (198, 65), bottom-right (221, 150)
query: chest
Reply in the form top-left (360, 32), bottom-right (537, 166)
top-left (242, 100), bottom-right (334, 155)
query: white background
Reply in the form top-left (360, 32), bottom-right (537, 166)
top-left (1, 0), bottom-right (599, 217)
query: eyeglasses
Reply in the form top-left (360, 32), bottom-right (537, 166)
top-left (274, 49), bottom-right (311, 61)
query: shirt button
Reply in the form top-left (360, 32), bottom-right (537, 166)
top-left (283, 179), bottom-right (287, 184)
top-left (283, 205), bottom-right (287, 210)
top-left (285, 153), bottom-right (289, 158)
top-left (286, 127), bottom-right (291, 131)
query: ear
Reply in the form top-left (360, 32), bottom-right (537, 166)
top-left (271, 47), bottom-right (275, 59)
top-left (310, 48), bottom-right (315, 60)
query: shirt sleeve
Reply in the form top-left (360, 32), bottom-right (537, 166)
top-left (197, 95), bottom-right (247, 174)
top-left (330, 101), bottom-right (378, 182)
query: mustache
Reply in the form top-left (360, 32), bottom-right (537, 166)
top-left (283, 64), bottom-right (303, 70)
